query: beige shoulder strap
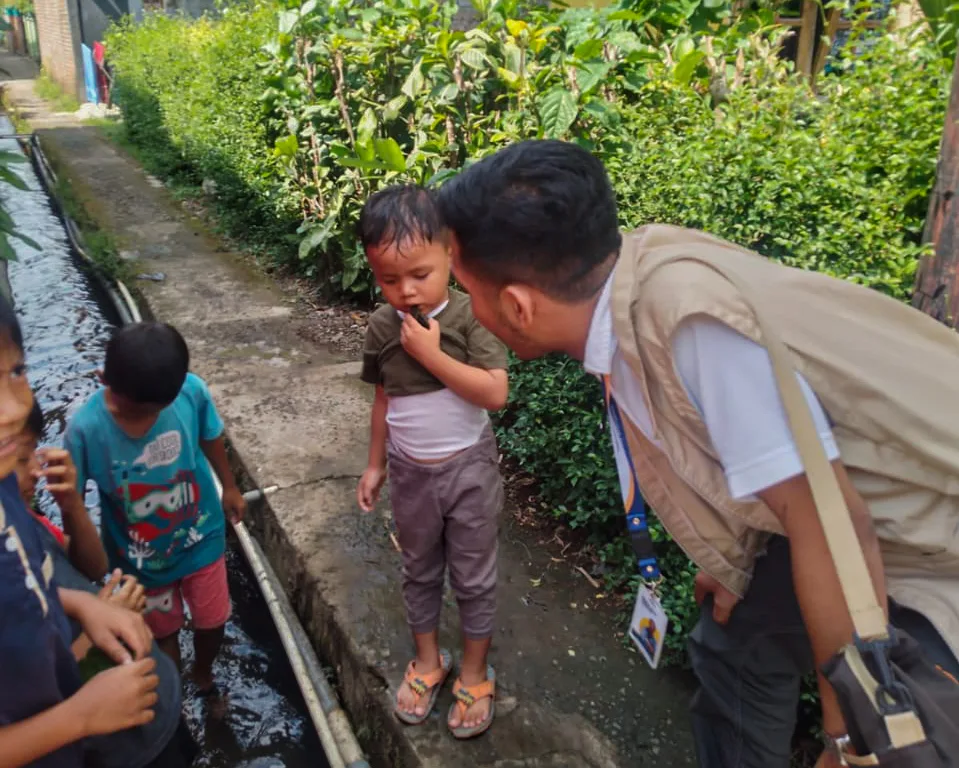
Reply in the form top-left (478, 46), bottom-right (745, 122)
top-left (648, 252), bottom-right (888, 641)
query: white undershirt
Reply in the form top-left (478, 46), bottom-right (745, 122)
top-left (387, 299), bottom-right (488, 461)
top-left (387, 389), bottom-right (489, 461)
top-left (585, 275), bottom-right (839, 501)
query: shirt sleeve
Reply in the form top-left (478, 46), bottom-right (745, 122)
top-left (671, 317), bottom-right (840, 500)
top-left (188, 375), bottom-right (225, 441)
top-left (360, 325), bottom-right (382, 386)
top-left (465, 315), bottom-right (508, 371)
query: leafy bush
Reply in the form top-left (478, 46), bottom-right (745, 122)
top-left (106, 2), bottom-right (297, 253)
top-left (105, 0), bottom-right (950, 668)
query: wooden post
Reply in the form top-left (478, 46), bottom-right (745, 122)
top-left (913, 53), bottom-right (959, 328)
top-left (812, 7), bottom-right (842, 81)
top-left (796, 0), bottom-right (820, 78)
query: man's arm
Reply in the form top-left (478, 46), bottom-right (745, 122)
top-left (670, 317), bottom-right (888, 748)
top-left (760, 462), bottom-right (887, 739)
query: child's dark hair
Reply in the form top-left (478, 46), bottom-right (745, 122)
top-left (104, 322), bottom-right (189, 406)
top-left (0, 292), bottom-right (23, 352)
top-left (358, 185), bottom-right (446, 252)
top-left (26, 398), bottom-right (43, 439)
top-left (436, 139), bottom-right (621, 302)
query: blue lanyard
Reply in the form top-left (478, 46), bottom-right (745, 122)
top-left (603, 376), bottom-right (660, 581)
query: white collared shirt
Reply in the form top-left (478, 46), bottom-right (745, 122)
top-left (585, 275), bottom-right (839, 500)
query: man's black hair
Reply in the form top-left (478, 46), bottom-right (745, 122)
top-left (26, 398), bottom-right (43, 438)
top-left (436, 140), bottom-right (622, 302)
top-left (0, 292), bottom-right (23, 352)
top-left (358, 184), bottom-right (446, 252)
top-left (104, 322), bottom-right (189, 406)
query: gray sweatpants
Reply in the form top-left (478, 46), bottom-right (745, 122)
top-left (387, 426), bottom-right (502, 640)
top-left (688, 535), bottom-right (959, 768)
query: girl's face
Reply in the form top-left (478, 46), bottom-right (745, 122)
top-left (15, 435), bottom-right (39, 505)
top-left (0, 332), bottom-right (32, 479)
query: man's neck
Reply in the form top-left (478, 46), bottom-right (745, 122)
top-left (559, 258), bottom-right (617, 362)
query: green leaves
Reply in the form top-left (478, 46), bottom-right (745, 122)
top-left (538, 87), bottom-right (578, 139)
top-left (373, 138), bottom-right (406, 172)
top-left (672, 49), bottom-right (705, 85)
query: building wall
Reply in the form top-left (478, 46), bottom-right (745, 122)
top-left (34, 0), bottom-right (83, 100)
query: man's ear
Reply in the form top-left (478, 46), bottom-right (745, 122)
top-left (500, 284), bottom-right (535, 330)
top-left (96, 369), bottom-right (105, 385)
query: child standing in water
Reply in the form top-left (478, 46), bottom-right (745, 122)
top-left (356, 185), bottom-right (508, 739)
top-left (66, 322), bottom-right (246, 694)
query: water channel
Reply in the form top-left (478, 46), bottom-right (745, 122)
top-left (0, 116), bottom-right (326, 768)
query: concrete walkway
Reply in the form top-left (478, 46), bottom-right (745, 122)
top-left (1, 53), bottom-right (697, 768)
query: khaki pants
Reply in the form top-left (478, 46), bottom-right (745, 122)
top-left (387, 426), bottom-right (502, 640)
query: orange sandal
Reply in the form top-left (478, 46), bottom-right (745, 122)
top-left (448, 665), bottom-right (496, 740)
top-left (394, 648), bottom-right (452, 725)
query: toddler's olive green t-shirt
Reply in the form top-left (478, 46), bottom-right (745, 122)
top-left (361, 289), bottom-right (508, 397)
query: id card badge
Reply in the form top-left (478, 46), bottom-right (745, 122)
top-left (629, 584), bottom-right (668, 669)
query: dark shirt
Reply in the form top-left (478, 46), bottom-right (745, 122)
top-left (361, 289), bottom-right (508, 397)
top-left (0, 473), bottom-right (84, 768)
top-left (34, 521), bottom-right (182, 768)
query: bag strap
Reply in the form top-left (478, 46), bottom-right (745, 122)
top-left (646, 251), bottom-right (888, 641)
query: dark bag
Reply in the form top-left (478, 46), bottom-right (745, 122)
top-left (821, 629), bottom-right (959, 766)
top-left (651, 253), bottom-right (959, 766)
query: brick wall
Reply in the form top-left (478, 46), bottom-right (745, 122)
top-left (34, 0), bottom-right (83, 101)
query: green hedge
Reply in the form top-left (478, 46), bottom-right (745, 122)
top-left (107, 3), bottom-right (298, 253)
top-left (105, 0), bottom-right (950, 666)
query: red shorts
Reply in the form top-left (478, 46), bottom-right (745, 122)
top-left (143, 556), bottom-right (231, 639)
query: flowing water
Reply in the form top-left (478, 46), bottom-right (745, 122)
top-left (0, 117), bottom-right (325, 768)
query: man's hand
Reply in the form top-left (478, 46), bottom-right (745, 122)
top-left (221, 485), bottom-right (247, 524)
top-left (36, 448), bottom-right (82, 509)
top-left (70, 658), bottom-right (159, 736)
top-left (66, 590), bottom-right (152, 664)
top-left (694, 570), bottom-right (741, 625)
top-left (400, 313), bottom-right (441, 367)
top-left (814, 747), bottom-right (845, 768)
top-left (357, 465), bottom-right (386, 512)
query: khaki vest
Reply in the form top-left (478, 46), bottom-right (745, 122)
top-left (610, 224), bottom-right (959, 659)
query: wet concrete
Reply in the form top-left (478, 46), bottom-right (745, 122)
top-left (2, 55), bottom-right (698, 767)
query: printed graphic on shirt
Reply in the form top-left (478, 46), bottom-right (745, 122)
top-left (109, 432), bottom-right (209, 574)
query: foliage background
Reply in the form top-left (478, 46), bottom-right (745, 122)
top-left (105, 0), bottom-right (951, 667)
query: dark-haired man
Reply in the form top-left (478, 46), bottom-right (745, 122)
top-left (436, 139), bottom-right (959, 768)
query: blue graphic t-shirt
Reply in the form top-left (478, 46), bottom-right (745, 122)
top-left (65, 373), bottom-right (226, 588)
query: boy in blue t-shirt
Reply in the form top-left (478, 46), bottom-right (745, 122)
top-left (66, 322), bottom-right (246, 693)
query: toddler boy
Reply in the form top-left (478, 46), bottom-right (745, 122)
top-left (356, 185), bottom-right (508, 738)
